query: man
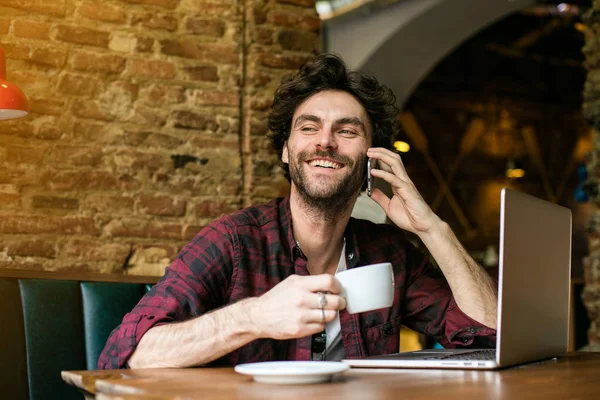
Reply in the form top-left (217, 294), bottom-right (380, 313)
top-left (98, 54), bottom-right (497, 369)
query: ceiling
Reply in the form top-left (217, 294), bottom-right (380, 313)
top-left (395, 1), bottom-right (592, 252)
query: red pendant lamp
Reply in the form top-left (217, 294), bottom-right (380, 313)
top-left (0, 46), bottom-right (29, 120)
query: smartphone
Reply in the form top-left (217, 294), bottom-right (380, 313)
top-left (367, 158), bottom-right (377, 197)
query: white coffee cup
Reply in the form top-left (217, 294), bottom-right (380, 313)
top-left (335, 262), bottom-right (394, 314)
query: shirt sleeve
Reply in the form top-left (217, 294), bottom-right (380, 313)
top-left (401, 243), bottom-right (497, 348)
top-left (97, 219), bottom-right (236, 369)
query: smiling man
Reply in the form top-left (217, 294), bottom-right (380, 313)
top-left (98, 54), bottom-right (497, 369)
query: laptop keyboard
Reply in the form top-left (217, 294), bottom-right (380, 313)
top-left (425, 349), bottom-right (496, 361)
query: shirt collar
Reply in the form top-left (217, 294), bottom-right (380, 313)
top-left (278, 196), bottom-right (301, 260)
top-left (279, 195), bottom-right (361, 268)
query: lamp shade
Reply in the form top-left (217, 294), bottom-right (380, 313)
top-left (0, 46), bottom-right (29, 120)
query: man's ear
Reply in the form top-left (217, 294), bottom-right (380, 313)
top-left (282, 142), bottom-right (289, 164)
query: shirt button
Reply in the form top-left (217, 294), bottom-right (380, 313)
top-left (348, 253), bottom-right (354, 260)
top-left (462, 337), bottom-right (469, 343)
top-left (382, 324), bottom-right (393, 336)
top-left (469, 327), bottom-right (476, 334)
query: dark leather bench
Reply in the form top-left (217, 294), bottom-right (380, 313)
top-left (0, 269), bottom-right (157, 400)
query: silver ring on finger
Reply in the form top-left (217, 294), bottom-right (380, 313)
top-left (320, 308), bottom-right (326, 324)
top-left (317, 291), bottom-right (328, 309)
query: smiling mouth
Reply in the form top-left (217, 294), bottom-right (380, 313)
top-left (308, 160), bottom-right (343, 169)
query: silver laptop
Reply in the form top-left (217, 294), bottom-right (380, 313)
top-left (343, 187), bottom-right (572, 370)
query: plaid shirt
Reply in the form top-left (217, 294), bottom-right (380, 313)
top-left (98, 196), bottom-right (496, 369)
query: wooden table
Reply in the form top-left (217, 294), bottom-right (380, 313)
top-left (63, 352), bottom-right (600, 400)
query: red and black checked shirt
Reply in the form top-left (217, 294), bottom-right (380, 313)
top-left (98, 196), bottom-right (496, 369)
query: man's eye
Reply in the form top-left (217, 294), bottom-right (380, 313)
top-left (301, 126), bottom-right (317, 132)
top-left (339, 129), bottom-right (356, 135)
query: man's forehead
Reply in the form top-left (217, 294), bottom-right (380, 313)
top-left (292, 90), bottom-right (371, 127)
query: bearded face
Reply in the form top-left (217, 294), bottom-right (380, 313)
top-left (282, 90), bottom-right (372, 218)
top-left (287, 147), bottom-right (367, 214)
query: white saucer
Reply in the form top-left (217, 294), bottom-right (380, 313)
top-left (234, 361), bottom-right (349, 384)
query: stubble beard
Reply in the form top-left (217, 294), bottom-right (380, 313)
top-left (289, 149), bottom-right (366, 222)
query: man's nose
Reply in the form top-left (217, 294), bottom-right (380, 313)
top-left (316, 127), bottom-right (337, 149)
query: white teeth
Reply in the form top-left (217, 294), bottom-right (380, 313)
top-left (309, 160), bottom-right (341, 169)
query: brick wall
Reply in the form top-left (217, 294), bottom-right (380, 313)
top-left (583, 5), bottom-right (600, 348)
top-left (0, 0), bottom-right (319, 275)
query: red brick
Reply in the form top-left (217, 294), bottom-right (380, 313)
top-left (249, 70), bottom-right (273, 87)
top-left (44, 170), bottom-right (140, 191)
top-left (4, 145), bottom-right (46, 164)
top-left (184, 18), bottom-right (226, 37)
top-left (71, 99), bottom-right (114, 121)
top-left (147, 222), bottom-right (201, 241)
top-left (139, 84), bottom-right (185, 106)
top-left (136, 36), bottom-right (155, 52)
top-left (195, 199), bottom-right (240, 218)
top-left (4, 238), bottom-right (59, 258)
top-left (112, 149), bottom-right (169, 172)
top-left (138, 194), bottom-right (187, 216)
top-left (155, 173), bottom-right (242, 196)
top-left (14, 20), bottom-right (50, 40)
top-left (253, 180), bottom-right (290, 198)
top-left (0, 0), bottom-right (67, 16)
top-left (50, 145), bottom-right (103, 166)
top-left (2, 43), bottom-right (31, 61)
top-left (0, 216), bottom-right (98, 235)
top-left (84, 194), bottom-right (134, 214)
top-left (55, 25), bottom-right (110, 48)
top-left (218, 179), bottom-right (243, 196)
top-left (104, 218), bottom-right (202, 240)
top-left (126, 58), bottom-right (176, 79)
top-left (0, 166), bottom-right (42, 186)
top-left (58, 73), bottom-right (98, 96)
top-left (132, 11), bottom-right (179, 32)
top-left (144, 133), bottom-right (186, 149)
top-left (253, 5), bottom-right (267, 24)
top-left (37, 125), bottom-right (63, 140)
top-left (254, 27), bottom-right (274, 45)
top-left (120, 0), bottom-right (178, 9)
top-left (171, 110), bottom-right (218, 130)
top-left (196, 91), bottom-right (239, 107)
top-left (259, 52), bottom-right (310, 69)
top-left (70, 121), bottom-right (114, 143)
top-left (276, 0), bottom-right (314, 7)
top-left (278, 30), bottom-right (318, 52)
top-left (131, 242), bottom-right (179, 260)
top-left (0, 18), bottom-right (10, 35)
top-left (190, 135), bottom-right (239, 149)
top-left (31, 195), bottom-right (79, 210)
top-left (160, 39), bottom-right (238, 64)
top-left (250, 118), bottom-right (268, 136)
top-left (63, 239), bottom-right (131, 262)
top-left (0, 191), bottom-right (20, 207)
top-left (272, 10), bottom-right (320, 32)
top-left (29, 97), bottom-right (65, 116)
top-left (251, 96), bottom-right (272, 111)
top-left (179, 1), bottom-right (238, 18)
top-left (50, 261), bottom-right (120, 274)
top-left (30, 47), bottom-right (68, 67)
top-left (78, 2), bottom-right (126, 23)
top-left (128, 106), bottom-right (169, 127)
top-left (8, 70), bottom-right (52, 92)
top-left (215, 116), bottom-right (239, 134)
top-left (183, 65), bottom-right (219, 82)
top-left (116, 130), bottom-right (149, 146)
top-left (0, 119), bottom-right (36, 137)
top-left (71, 51), bottom-right (126, 74)
top-left (0, 261), bottom-right (45, 271)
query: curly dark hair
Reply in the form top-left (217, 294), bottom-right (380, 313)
top-left (267, 53), bottom-right (400, 182)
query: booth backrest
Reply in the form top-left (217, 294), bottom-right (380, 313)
top-left (0, 269), bottom-right (156, 400)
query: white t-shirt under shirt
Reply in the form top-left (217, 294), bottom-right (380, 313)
top-left (324, 240), bottom-right (347, 361)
